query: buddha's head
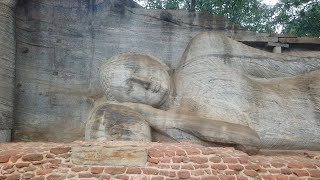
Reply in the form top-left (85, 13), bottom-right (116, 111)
top-left (100, 53), bottom-right (171, 107)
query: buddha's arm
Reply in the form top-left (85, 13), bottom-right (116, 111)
top-left (111, 102), bottom-right (261, 154)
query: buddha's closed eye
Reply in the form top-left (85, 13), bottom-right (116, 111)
top-left (129, 75), bottom-right (162, 93)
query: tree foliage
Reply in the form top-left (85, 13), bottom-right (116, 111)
top-left (273, 0), bottom-right (320, 37)
top-left (141, 0), bottom-right (320, 37)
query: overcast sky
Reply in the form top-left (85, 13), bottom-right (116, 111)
top-left (262, 0), bottom-right (279, 6)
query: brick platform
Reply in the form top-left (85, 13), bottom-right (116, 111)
top-left (0, 141), bottom-right (320, 180)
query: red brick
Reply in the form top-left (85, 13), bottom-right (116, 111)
top-left (225, 170), bottom-right (238, 175)
top-left (219, 175), bottom-right (236, 180)
top-left (228, 164), bottom-right (244, 171)
top-left (181, 164), bottom-right (194, 170)
top-left (199, 164), bottom-right (209, 168)
top-left (157, 164), bottom-right (171, 169)
top-left (243, 170), bottom-right (259, 177)
top-left (202, 175), bottom-right (219, 180)
top-left (271, 162), bottom-right (285, 168)
top-left (25, 166), bottom-right (37, 172)
top-left (274, 175), bottom-right (288, 180)
top-left (269, 169), bottom-right (281, 174)
top-left (2, 163), bottom-right (14, 170)
top-left (211, 164), bottom-right (227, 170)
top-left (126, 167), bottom-right (141, 174)
top-left (43, 163), bottom-right (59, 169)
top-left (308, 169), bottom-right (320, 178)
top-left (71, 166), bottom-right (89, 172)
top-left (190, 156), bottom-right (208, 164)
top-left (176, 149), bottom-right (187, 156)
top-left (159, 157), bottom-right (171, 163)
top-left (114, 175), bottom-right (129, 180)
top-left (148, 157), bottom-right (160, 164)
top-left (177, 170), bottom-right (190, 179)
top-left (31, 176), bottom-right (45, 180)
top-left (302, 162), bottom-right (317, 169)
top-left (0, 155), bottom-right (10, 163)
top-left (36, 169), bottom-right (53, 175)
top-left (261, 163), bottom-right (271, 168)
top-left (190, 177), bottom-right (201, 180)
top-left (287, 163), bottom-right (304, 169)
top-left (91, 167), bottom-right (104, 174)
top-left (191, 169), bottom-right (205, 176)
top-left (105, 167), bottom-right (126, 175)
top-left (209, 156), bottom-right (221, 163)
top-left (159, 170), bottom-right (176, 177)
top-left (45, 154), bottom-right (55, 158)
top-left (15, 162), bottom-right (30, 168)
top-left (32, 161), bottom-right (44, 165)
top-left (245, 164), bottom-right (261, 171)
top-left (47, 174), bottom-right (65, 180)
top-left (222, 157), bottom-right (238, 164)
top-left (164, 150), bottom-right (175, 157)
top-left (293, 169), bottom-right (309, 177)
top-left (172, 157), bottom-right (183, 163)
top-left (238, 157), bottom-right (249, 164)
top-left (1, 169), bottom-right (14, 175)
top-left (22, 173), bottom-right (35, 179)
top-left (236, 175), bottom-right (248, 180)
top-left (6, 174), bottom-right (21, 180)
top-left (170, 165), bottom-right (180, 169)
top-left (151, 177), bottom-right (164, 180)
top-left (142, 168), bottom-right (159, 175)
top-left (79, 173), bottom-right (95, 178)
top-left (148, 149), bottom-right (164, 158)
top-left (57, 153), bottom-right (71, 159)
top-left (185, 149), bottom-right (201, 155)
top-left (10, 155), bottom-right (22, 163)
top-left (22, 154), bottom-right (43, 161)
top-left (281, 168), bottom-right (292, 175)
top-left (49, 147), bottom-right (71, 155)
top-left (48, 159), bottom-right (61, 165)
top-left (262, 175), bottom-right (277, 180)
top-left (201, 148), bottom-right (216, 155)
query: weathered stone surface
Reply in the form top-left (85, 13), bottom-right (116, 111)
top-left (71, 142), bottom-right (147, 166)
top-left (0, 0), bottom-right (18, 142)
top-left (12, 0), bottom-right (241, 142)
top-left (100, 53), bottom-right (171, 107)
top-left (86, 102), bottom-right (151, 142)
top-left (173, 32), bottom-right (320, 150)
top-left (0, 130), bottom-right (11, 143)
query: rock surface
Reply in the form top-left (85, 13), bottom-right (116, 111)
top-left (13, 0), bottom-right (236, 142)
top-left (0, 0), bottom-right (18, 142)
top-left (71, 142), bottom-right (148, 166)
top-left (173, 32), bottom-right (320, 150)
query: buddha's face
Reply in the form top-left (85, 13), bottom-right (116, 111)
top-left (100, 53), bottom-right (171, 107)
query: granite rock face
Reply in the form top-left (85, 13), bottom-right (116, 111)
top-left (13, 0), bottom-right (235, 142)
top-left (0, 0), bottom-right (18, 142)
top-left (173, 32), bottom-right (320, 150)
top-left (85, 103), bottom-right (151, 141)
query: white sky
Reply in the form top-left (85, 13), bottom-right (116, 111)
top-left (262, 0), bottom-right (279, 6)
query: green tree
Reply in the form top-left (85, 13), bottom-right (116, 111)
top-left (141, 0), bottom-right (320, 37)
top-left (274, 0), bottom-right (320, 37)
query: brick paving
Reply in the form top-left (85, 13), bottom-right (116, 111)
top-left (0, 141), bottom-right (319, 179)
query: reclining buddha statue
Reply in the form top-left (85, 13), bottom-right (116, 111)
top-left (86, 32), bottom-right (320, 154)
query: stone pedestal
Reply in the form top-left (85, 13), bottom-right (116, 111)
top-left (71, 141), bottom-right (148, 166)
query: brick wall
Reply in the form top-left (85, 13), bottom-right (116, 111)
top-left (0, 142), bottom-right (320, 180)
